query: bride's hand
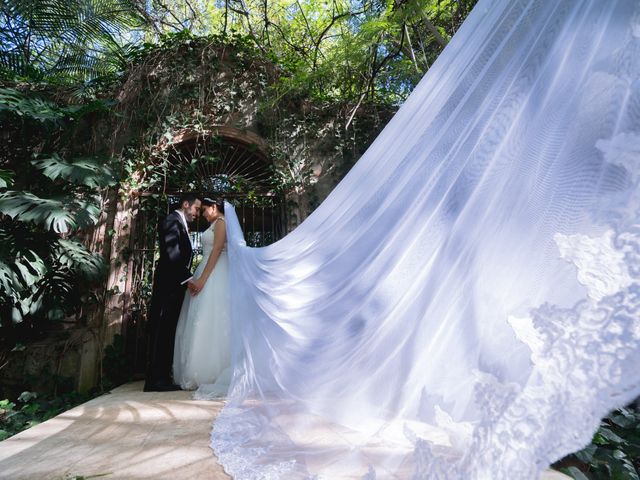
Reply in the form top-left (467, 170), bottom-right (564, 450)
top-left (190, 278), bottom-right (205, 296)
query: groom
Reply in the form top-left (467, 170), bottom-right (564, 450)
top-left (144, 192), bottom-right (201, 392)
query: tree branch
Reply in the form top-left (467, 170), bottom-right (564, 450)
top-left (232, 0), bottom-right (267, 54)
top-left (262, 0), bottom-right (271, 48)
top-left (311, 6), bottom-right (368, 72)
top-left (266, 19), bottom-right (309, 57)
top-left (295, 0), bottom-right (315, 44)
top-left (152, 0), bottom-right (186, 30)
top-left (130, 0), bottom-right (162, 35)
top-left (223, 0), bottom-right (229, 35)
top-left (420, 12), bottom-right (448, 48)
top-left (404, 24), bottom-right (419, 72)
top-left (184, 0), bottom-right (198, 22)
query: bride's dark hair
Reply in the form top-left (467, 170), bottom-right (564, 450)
top-left (201, 197), bottom-right (225, 214)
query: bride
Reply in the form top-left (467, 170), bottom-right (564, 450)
top-left (173, 197), bottom-right (230, 391)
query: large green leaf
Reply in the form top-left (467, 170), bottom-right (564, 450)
top-left (0, 232), bottom-right (46, 307)
top-left (0, 88), bottom-right (67, 122)
top-left (0, 229), bottom-right (104, 324)
top-left (0, 169), bottom-right (14, 189)
top-left (0, 192), bottom-right (74, 233)
top-left (13, 251), bottom-right (47, 289)
top-left (55, 239), bottom-right (105, 280)
top-left (32, 155), bottom-right (116, 188)
top-left (0, 192), bottom-right (73, 233)
top-left (0, 191), bottom-right (99, 233)
top-left (0, 259), bottom-right (16, 294)
top-left (67, 198), bottom-right (102, 228)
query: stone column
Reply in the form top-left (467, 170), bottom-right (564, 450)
top-left (77, 187), bottom-right (139, 392)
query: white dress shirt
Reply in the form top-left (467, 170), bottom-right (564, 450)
top-left (176, 210), bottom-right (193, 285)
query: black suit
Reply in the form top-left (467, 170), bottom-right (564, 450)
top-left (145, 211), bottom-right (193, 387)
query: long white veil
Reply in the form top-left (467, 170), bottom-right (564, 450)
top-left (213, 0), bottom-right (640, 478)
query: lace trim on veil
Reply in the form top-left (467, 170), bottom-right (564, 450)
top-left (208, 2), bottom-right (640, 478)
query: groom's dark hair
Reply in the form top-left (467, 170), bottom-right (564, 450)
top-left (179, 192), bottom-right (199, 206)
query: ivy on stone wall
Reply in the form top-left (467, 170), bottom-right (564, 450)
top-left (108, 30), bottom-right (392, 219)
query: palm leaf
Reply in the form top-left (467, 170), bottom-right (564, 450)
top-left (0, 52), bottom-right (25, 75)
top-left (1, 0), bottom-right (144, 81)
top-left (0, 228), bottom-right (47, 296)
top-left (13, 250), bottom-right (47, 289)
top-left (67, 198), bottom-right (102, 229)
top-left (0, 259), bottom-right (16, 295)
top-left (0, 229), bottom-right (17, 296)
top-left (0, 227), bottom-right (103, 324)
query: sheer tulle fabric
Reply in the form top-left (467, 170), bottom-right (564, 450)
top-left (213, 0), bottom-right (640, 478)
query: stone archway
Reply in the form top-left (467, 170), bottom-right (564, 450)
top-left (119, 126), bottom-right (285, 376)
top-left (165, 126), bottom-right (271, 186)
top-left (159, 126), bottom-right (287, 243)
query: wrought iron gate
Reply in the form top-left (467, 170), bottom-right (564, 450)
top-left (121, 129), bottom-right (287, 376)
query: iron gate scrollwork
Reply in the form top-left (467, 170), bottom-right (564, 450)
top-left (122, 131), bottom-right (287, 376)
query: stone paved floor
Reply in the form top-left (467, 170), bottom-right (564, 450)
top-left (0, 381), bottom-right (571, 479)
top-left (0, 382), bottom-right (229, 480)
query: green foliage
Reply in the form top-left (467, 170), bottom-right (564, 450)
top-left (0, 222), bottom-right (107, 325)
top-left (0, 191), bottom-right (98, 234)
top-left (0, 0), bottom-right (144, 83)
top-left (147, 0), bottom-right (479, 104)
top-left (100, 334), bottom-right (133, 391)
top-left (55, 240), bottom-right (106, 281)
top-left (32, 155), bottom-right (117, 189)
top-left (0, 390), bottom-right (94, 441)
top-left (0, 169), bottom-right (14, 189)
top-left (0, 88), bottom-right (112, 329)
top-left (0, 88), bottom-right (68, 122)
top-left (557, 404), bottom-right (640, 480)
top-left (0, 87), bottom-right (116, 123)
top-left (0, 0), bottom-right (478, 102)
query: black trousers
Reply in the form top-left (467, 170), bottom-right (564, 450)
top-left (145, 279), bottom-right (187, 385)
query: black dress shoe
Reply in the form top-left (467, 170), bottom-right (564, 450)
top-left (143, 381), bottom-right (182, 392)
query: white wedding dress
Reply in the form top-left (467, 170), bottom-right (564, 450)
top-left (173, 218), bottom-right (231, 393)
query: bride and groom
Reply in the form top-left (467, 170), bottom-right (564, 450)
top-left (144, 193), bottom-right (230, 395)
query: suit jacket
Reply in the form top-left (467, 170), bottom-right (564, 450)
top-left (155, 211), bottom-right (193, 290)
